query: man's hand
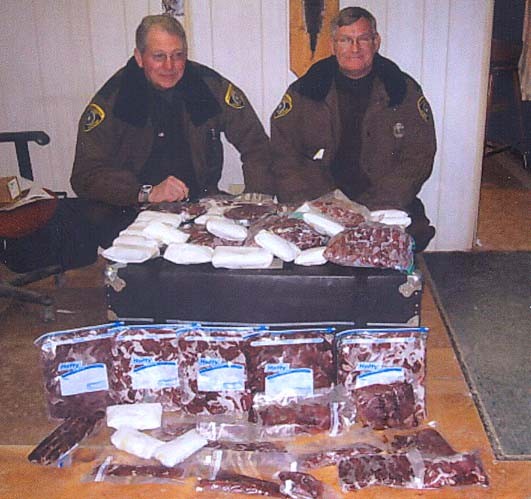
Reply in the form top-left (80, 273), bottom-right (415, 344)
top-left (149, 176), bottom-right (189, 202)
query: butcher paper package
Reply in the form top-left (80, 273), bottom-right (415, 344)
top-left (110, 324), bottom-right (188, 409)
top-left (35, 323), bottom-right (121, 419)
top-left (336, 327), bottom-right (428, 429)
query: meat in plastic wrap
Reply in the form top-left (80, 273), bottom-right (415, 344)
top-left (34, 323), bottom-right (120, 419)
top-left (110, 325), bottom-right (187, 409)
top-left (324, 222), bottom-right (414, 272)
top-left (245, 214), bottom-right (329, 250)
top-left (336, 328), bottom-right (428, 428)
top-left (177, 327), bottom-right (258, 417)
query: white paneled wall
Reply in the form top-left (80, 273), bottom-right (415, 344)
top-left (0, 0), bottom-right (493, 250)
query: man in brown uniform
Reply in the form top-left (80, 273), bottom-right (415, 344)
top-left (72, 14), bottom-right (273, 246)
top-left (271, 7), bottom-right (436, 251)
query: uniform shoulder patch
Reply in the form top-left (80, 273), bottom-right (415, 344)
top-left (273, 93), bottom-right (293, 119)
top-left (224, 83), bottom-right (245, 109)
top-left (417, 95), bottom-right (432, 123)
top-left (82, 103), bottom-right (106, 132)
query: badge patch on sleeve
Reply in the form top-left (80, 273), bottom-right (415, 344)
top-left (224, 84), bottom-right (245, 109)
top-left (82, 103), bottom-right (106, 132)
top-left (273, 93), bottom-right (293, 119)
top-left (417, 96), bottom-right (432, 122)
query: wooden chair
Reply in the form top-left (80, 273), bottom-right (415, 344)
top-left (0, 131), bottom-right (63, 321)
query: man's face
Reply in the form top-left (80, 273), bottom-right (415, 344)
top-left (134, 27), bottom-right (187, 90)
top-left (331, 17), bottom-right (380, 79)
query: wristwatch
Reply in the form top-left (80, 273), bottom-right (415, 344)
top-left (138, 184), bottom-right (152, 204)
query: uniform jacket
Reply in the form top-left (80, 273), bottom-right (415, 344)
top-left (270, 54), bottom-right (436, 209)
top-left (71, 57), bottom-right (273, 206)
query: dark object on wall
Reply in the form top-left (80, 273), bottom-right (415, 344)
top-left (105, 258), bottom-right (422, 327)
top-left (303, 0), bottom-right (325, 56)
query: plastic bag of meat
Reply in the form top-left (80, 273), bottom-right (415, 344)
top-left (141, 200), bottom-right (208, 221)
top-left (336, 328), bottom-right (428, 428)
top-left (34, 323), bottom-right (121, 419)
top-left (324, 222), bottom-right (415, 272)
top-left (28, 410), bottom-right (105, 466)
top-left (110, 324), bottom-right (190, 409)
top-left (245, 328), bottom-right (335, 396)
top-left (286, 426), bottom-right (386, 471)
top-left (295, 190), bottom-right (369, 227)
top-left (197, 470), bottom-right (285, 496)
top-left (276, 470), bottom-right (341, 499)
top-left (223, 202), bottom-right (277, 225)
top-left (389, 428), bottom-right (489, 488)
top-left (182, 224), bottom-right (243, 248)
top-left (338, 450), bottom-right (425, 491)
top-left (245, 214), bottom-right (329, 250)
top-left (251, 390), bottom-right (350, 437)
top-left (177, 326), bottom-right (259, 417)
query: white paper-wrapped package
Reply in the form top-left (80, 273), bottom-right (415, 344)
top-left (294, 246), bottom-right (327, 266)
top-left (136, 210), bottom-right (183, 227)
top-left (206, 217), bottom-right (248, 241)
top-left (101, 244), bottom-right (159, 264)
top-left (212, 246), bottom-right (273, 269)
top-left (254, 230), bottom-right (300, 262)
top-left (153, 429), bottom-right (208, 467)
top-left (106, 402), bottom-right (162, 430)
top-left (110, 426), bottom-right (163, 459)
top-left (303, 212), bottom-right (345, 237)
top-left (370, 209), bottom-right (412, 228)
top-left (143, 221), bottom-right (190, 245)
top-left (112, 234), bottom-right (159, 250)
top-left (164, 243), bottom-right (214, 264)
top-left (119, 222), bottom-right (149, 237)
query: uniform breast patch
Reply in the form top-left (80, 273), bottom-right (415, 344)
top-left (273, 93), bottom-right (293, 119)
top-left (82, 103), bottom-right (106, 132)
top-left (417, 96), bottom-right (432, 122)
top-left (224, 83), bottom-right (245, 109)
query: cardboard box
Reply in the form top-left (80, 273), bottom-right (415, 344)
top-left (0, 176), bottom-right (21, 204)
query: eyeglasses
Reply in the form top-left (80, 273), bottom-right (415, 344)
top-left (150, 51), bottom-right (186, 63)
top-left (333, 33), bottom-right (376, 48)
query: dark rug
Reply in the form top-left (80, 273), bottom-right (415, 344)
top-left (421, 251), bottom-right (531, 460)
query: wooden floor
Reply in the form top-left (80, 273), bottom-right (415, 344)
top-left (0, 150), bottom-right (530, 498)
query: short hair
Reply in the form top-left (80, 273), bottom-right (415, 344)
top-left (135, 14), bottom-right (187, 53)
top-left (331, 7), bottom-right (377, 36)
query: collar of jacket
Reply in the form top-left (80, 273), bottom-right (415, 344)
top-left (113, 57), bottom-right (222, 127)
top-left (295, 53), bottom-right (407, 107)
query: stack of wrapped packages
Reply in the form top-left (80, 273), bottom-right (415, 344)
top-left (101, 190), bottom-right (416, 273)
top-left (29, 321), bottom-right (489, 495)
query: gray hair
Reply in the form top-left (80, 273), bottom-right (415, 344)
top-left (135, 14), bottom-right (187, 53)
top-left (331, 7), bottom-right (377, 36)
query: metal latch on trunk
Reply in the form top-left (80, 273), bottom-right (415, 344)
top-left (104, 263), bottom-right (126, 292)
top-left (399, 270), bottom-right (422, 298)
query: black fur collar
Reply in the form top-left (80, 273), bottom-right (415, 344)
top-left (295, 53), bottom-right (407, 107)
top-left (114, 57), bottom-right (221, 127)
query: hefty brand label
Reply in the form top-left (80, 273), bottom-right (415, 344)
top-left (132, 361), bottom-right (179, 390)
top-left (59, 363), bottom-right (109, 396)
top-left (265, 368), bottom-right (314, 398)
top-left (197, 358), bottom-right (245, 392)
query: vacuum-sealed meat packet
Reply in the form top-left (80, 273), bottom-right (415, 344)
top-left (182, 224), bottom-right (243, 248)
top-left (110, 324), bottom-right (189, 409)
top-left (28, 410), bottom-right (105, 466)
top-left (245, 214), bottom-right (329, 250)
top-left (177, 327), bottom-right (259, 417)
top-left (224, 203), bottom-right (277, 225)
top-left (35, 323), bottom-right (120, 419)
top-left (389, 428), bottom-right (489, 488)
top-left (324, 222), bottom-right (414, 272)
top-left (295, 190), bottom-right (369, 227)
top-left (336, 328), bottom-right (428, 427)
